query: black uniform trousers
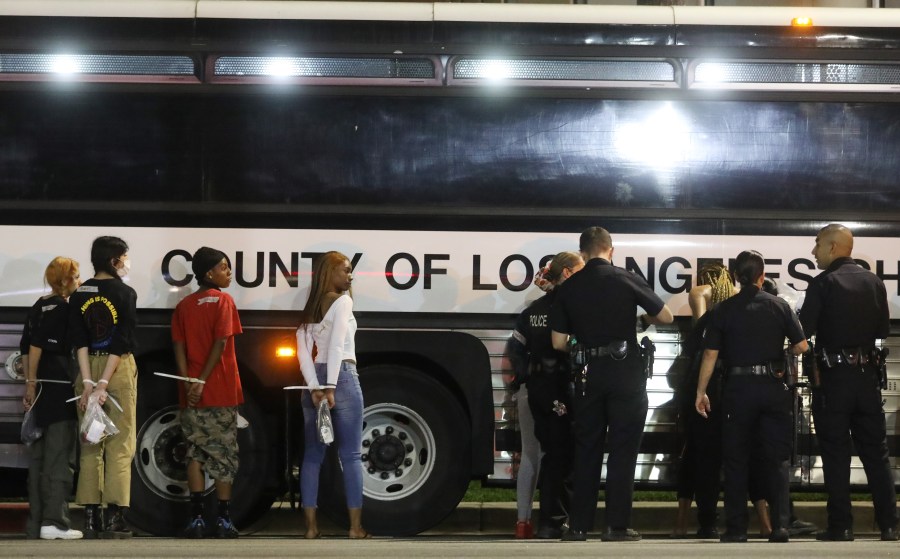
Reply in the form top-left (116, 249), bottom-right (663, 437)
top-left (569, 353), bottom-right (647, 532)
top-left (677, 373), bottom-right (769, 529)
top-left (812, 364), bottom-right (898, 532)
top-left (721, 375), bottom-right (792, 536)
top-left (527, 372), bottom-right (573, 529)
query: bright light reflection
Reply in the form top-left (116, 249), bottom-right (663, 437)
top-left (50, 54), bottom-right (80, 74)
top-left (695, 63), bottom-right (728, 84)
top-left (480, 60), bottom-right (512, 82)
top-left (263, 57), bottom-right (297, 77)
top-left (614, 102), bottom-right (690, 167)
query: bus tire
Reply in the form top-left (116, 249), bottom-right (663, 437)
top-left (128, 362), bottom-right (274, 535)
top-left (318, 365), bottom-right (471, 536)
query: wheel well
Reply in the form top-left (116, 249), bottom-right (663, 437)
top-left (358, 352), bottom-right (470, 418)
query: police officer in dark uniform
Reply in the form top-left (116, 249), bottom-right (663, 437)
top-left (695, 250), bottom-right (808, 543)
top-left (507, 251), bottom-right (584, 539)
top-left (799, 224), bottom-right (899, 542)
top-left (550, 227), bottom-right (673, 542)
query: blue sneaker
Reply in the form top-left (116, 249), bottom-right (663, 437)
top-left (215, 517), bottom-right (239, 539)
top-left (183, 517), bottom-right (205, 539)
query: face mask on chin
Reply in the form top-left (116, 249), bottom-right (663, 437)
top-left (116, 258), bottom-right (131, 279)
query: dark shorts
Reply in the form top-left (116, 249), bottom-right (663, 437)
top-left (180, 406), bottom-right (239, 482)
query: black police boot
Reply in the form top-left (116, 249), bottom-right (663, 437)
top-left (83, 505), bottom-right (102, 540)
top-left (100, 504), bottom-right (133, 539)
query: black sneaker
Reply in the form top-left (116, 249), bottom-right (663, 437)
top-left (215, 517), bottom-right (239, 539)
top-left (696, 526), bottom-right (720, 539)
top-left (183, 517), bottom-right (205, 539)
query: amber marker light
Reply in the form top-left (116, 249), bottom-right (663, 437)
top-left (276, 346), bottom-right (296, 359)
top-left (791, 17), bottom-right (813, 27)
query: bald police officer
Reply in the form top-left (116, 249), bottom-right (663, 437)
top-left (550, 227), bottom-right (673, 542)
top-left (800, 224), bottom-right (899, 542)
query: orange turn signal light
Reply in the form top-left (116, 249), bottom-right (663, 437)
top-left (791, 17), bottom-right (813, 27)
top-left (276, 346), bottom-right (296, 358)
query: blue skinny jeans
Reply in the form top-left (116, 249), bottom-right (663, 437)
top-left (300, 361), bottom-right (364, 509)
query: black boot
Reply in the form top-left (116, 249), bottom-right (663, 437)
top-left (100, 504), bottom-right (133, 539)
top-left (83, 505), bottom-right (102, 539)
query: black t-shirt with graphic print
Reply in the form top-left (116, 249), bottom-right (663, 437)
top-left (68, 277), bottom-right (138, 356)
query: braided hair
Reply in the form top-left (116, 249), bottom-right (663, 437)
top-left (698, 262), bottom-right (734, 305)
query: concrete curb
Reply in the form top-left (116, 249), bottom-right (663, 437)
top-left (2, 500), bottom-right (881, 537)
top-left (422, 501), bottom-right (879, 536)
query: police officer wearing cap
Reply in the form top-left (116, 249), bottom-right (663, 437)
top-left (550, 227), bottom-right (673, 542)
top-left (695, 250), bottom-right (808, 543)
top-left (799, 224), bottom-right (899, 542)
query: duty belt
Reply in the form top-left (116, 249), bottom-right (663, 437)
top-left (817, 347), bottom-right (873, 368)
top-left (529, 359), bottom-right (561, 375)
top-left (727, 364), bottom-right (770, 377)
top-left (585, 340), bottom-right (629, 360)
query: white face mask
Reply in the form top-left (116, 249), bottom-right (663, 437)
top-left (116, 258), bottom-right (131, 278)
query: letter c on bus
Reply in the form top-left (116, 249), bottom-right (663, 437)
top-left (162, 249), bottom-right (193, 287)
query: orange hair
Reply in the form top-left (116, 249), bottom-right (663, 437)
top-left (45, 256), bottom-right (79, 296)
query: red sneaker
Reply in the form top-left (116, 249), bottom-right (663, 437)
top-left (515, 521), bottom-right (534, 539)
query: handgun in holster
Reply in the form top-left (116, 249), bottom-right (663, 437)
top-left (640, 336), bottom-right (655, 379)
top-left (773, 348), bottom-right (800, 389)
top-left (803, 340), bottom-right (820, 388)
top-left (870, 346), bottom-right (890, 390)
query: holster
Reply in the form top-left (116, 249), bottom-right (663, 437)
top-left (769, 349), bottom-right (799, 388)
top-left (640, 336), bottom-right (655, 378)
top-left (871, 347), bottom-right (890, 389)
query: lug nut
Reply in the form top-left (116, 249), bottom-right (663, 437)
top-left (394, 469), bottom-right (403, 477)
top-left (362, 440), bottom-right (371, 447)
top-left (405, 444), bottom-right (414, 453)
top-left (372, 429), bottom-right (380, 437)
top-left (404, 458), bottom-right (412, 467)
top-left (361, 453), bottom-right (368, 461)
top-left (368, 467), bottom-right (376, 474)
top-left (380, 472), bottom-right (390, 480)
top-left (398, 432), bottom-right (407, 440)
top-left (385, 426), bottom-right (394, 434)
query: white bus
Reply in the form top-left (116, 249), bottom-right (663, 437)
top-left (2, 0), bottom-right (900, 536)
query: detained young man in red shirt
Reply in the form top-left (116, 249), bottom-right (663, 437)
top-left (171, 247), bottom-right (244, 539)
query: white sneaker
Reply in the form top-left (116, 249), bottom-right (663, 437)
top-left (40, 525), bottom-right (84, 540)
top-left (236, 412), bottom-right (249, 429)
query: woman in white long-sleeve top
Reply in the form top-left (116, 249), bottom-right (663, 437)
top-left (296, 251), bottom-right (368, 539)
